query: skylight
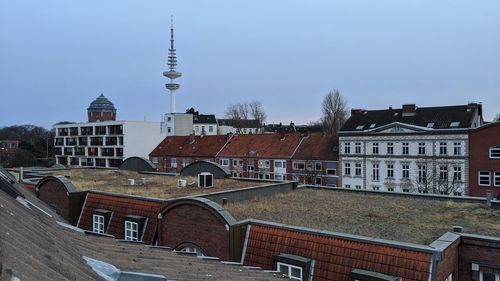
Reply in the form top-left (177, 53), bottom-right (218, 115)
top-left (426, 123), bottom-right (434, 128)
top-left (369, 123), bottom-right (376, 129)
top-left (393, 113), bottom-right (399, 117)
top-left (356, 125), bottom-right (365, 130)
top-left (450, 122), bottom-right (460, 128)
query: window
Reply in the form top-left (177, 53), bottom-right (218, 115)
top-left (479, 171), bottom-right (491, 186)
top-left (372, 143), bottom-right (379, 154)
top-left (93, 215), bottom-right (105, 234)
top-left (315, 162), bottom-right (322, 171)
top-left (440, 142), bottom-right (447, 155)
top-left (453, 142), bottom-right (462, 155)
top-left (439, 166), bottom-right (448, 181)
top-left (355, 142), bottom-right (361, 154)
top-left (387, 143), bottom-right (394, 155)
top-left (489, 146), bottom-right (500, 159)
top-left (195, 126), bottom-right (199, 133)
top-left (124, 221), bottom-right (139, 241)
top-left (201, 126), bottom-right (205, 133)
top-left (179, 246), bottom-right (205, 256)
top-left (450, 121), bottom-right (460, 127)
top-left (275, 174), bottom-right (285, 181)
top-left (418, 142), bottom-right (426, 155)
top-left (167, 127), bottom-right (171, 133)
top-left (277, 262), bottom-right (302, 281)
top-left (167, 116), bottom-right (171, 122)
top-left (418, 165), bottom-right (427, 183)
top-left (402, 142), bottom-right (409, 155)
top-left (369, 123), bottom-right (376, 129)
top-left (387, 187), bottom-right (394, 192)
top-left (209, 126), bottom-right (213, 133)
top-left (387, 164), bottom-right (394, 178)
top-left (453, 166), bottom-right (462, 181)
top-left (345, 184), bottom-right (351, 188)
top-left (326, 169), bottom-right (336, 176)
top-left (480, 272), bottom-right (499, 281)
top-left (356, 125), bottom-right (365, 130)
top-left (402, 164), bottom-right (410, 179)
top-left (219, 159), bottom-right (229, 166)
top-left (258, 160), bottom-right (270, 168)
top-left (293, 161), bottom-right (305, 170)
top-left (355, 185), bottom-right (362, 189)
top-left (344, 142), bottom-right (351, 154)
top-left (372, 186), bottom-right (380, 191)
top-left (170, 158), bottom-right (177, 168)
top-left (344, 163), bottom-right (351, 176)
top-left (372, 163), bottom-right (379, 181)
top-left (315, 177), bottom-right (322, 185)
top-left (233, 159), bottom-right (238, 167)
top-left (355, 163), bottom-right (362, 176)
top-left (427, 122), bottom-right (434, 128)
top-left (495, 172), bottom-right (500, 187)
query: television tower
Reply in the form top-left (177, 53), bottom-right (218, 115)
top-left (163, 16), bottom-right (182, 113)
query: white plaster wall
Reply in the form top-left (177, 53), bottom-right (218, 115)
top-left (123, 121), bottom-right (166, 159)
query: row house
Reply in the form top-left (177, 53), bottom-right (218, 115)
top-left (468, 122), bottom-right (500, 198)
top-left (339, 103), bottom-right (484, 195)
top-left (149, 132), bottom-right (340, 186)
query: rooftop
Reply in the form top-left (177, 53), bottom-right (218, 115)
top-left (48, 169), bottom-right (264, 199)
top-left (225, 188), bottom-right (500, 244)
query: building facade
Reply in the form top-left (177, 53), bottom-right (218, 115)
top-left (339, 103), bottom-right (483, 195)
top-left (468, 122), bottom-right (500, 198)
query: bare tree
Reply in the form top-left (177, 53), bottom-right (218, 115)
top-left (249, 101), bottom-right (267, 126)
top-left (495, 113), bottom-right (500, 122)
top-left (411, 159), bottom-right (464, 195)
top-left (321, 90), bottom-right (349, 134)
top-left (224, 104), bottom-right (242, 120)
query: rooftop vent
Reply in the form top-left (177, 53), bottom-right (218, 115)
top-left (402, 104), bottom-right (416, 117)
top-left (351, 109), bottom-right (365, 116)
top-left (426, 122), bottom-right (435, 128)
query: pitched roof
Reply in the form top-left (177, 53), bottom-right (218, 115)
top-left (341, 103), bottom-right (482, 132)
top-left (216, 133), bottom-right (304, 158)
top-left (150, 135), bottom-right (230, 157)
top-left (0, 169), bottom-right (283, 281)
top-left (292, 132), bottom-right (338, 160)
top-left (218, 118), bottom-right (261, 128)
top-left (193, 114), bottom-right (217, 124)
top-left (77, 191), bottom-right (163, 244)
top-left (243, 223), bottom-right (433, 281)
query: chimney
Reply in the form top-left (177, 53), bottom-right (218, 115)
top-left (280, 131), bottom-right (285, 140)
top-left (402, 104), bottom-right (416, 116)
top-left (452, 226), bottom-right (463, 233)
top-left (351, 109), bottom-right (364, 116)
top-left (189, 132), bottom-right (195, 144)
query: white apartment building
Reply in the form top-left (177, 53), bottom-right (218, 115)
top-left (339, 103), bottom-right (483, 196)
top-left (54, 120), bottom-right (165, 168)
top-left (161, 113), bottom-right (218, 136)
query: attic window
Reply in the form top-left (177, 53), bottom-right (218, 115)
top-left (351, 268), bottom-right (402, 281)
top-left (426, 123), bottom-right (435, 128)
top-left (393, 112), bottom-right (399, 117)
top-left (356, 125), bottom-right (365, 130)
top-left (274, 253), bottom-right (313, 281)
top-left (369, 123), bottom-right (376, 129)
top-left (92, 209), bottom-right (112, 234)
top-left (450, 121), bottom-right (460, 128)
top-left (124, 215), bottom-right (147, 242)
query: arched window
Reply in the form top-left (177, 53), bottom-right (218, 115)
top-left (178, 245), bottom-right (205, 256)
top-left (490, 145), bottom-right (500, 159)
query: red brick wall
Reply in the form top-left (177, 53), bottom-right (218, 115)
top-left (159, 200), bottom-right (231, 260)
top-left (469, 123), bottom-right (500, 197)
top-left (435, 239), bottom-right (459, 281)
top-left (458, 237), bottom-right (500, 281)
top-left (37, 179), bottom-right (70, 221)
top-left (88, 111), bottom-right (116, 122)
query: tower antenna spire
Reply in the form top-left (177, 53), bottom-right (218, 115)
top-left (163, 15), bottom-right (182, 113)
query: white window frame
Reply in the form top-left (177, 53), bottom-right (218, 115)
top-left (93, 214), bottom-right (105, 234)
top-left (453, 166), bottom-right (462, 181)
top-left (402, 142), bottom-right (409, 155)
top-left (402, 164), bottom-right (410, 179)
top-left (440, 142), bottom-right (448, 155)
top-left (372, 142), bottom-right (379, 154)
top-left (387, 142), bottom-right (394, 155)
top-left (495, 172), bottom-right (500, 187)
top-left (387, 164), bottom-right (394, 178)
top-left (355, 163), bottom-right (362, 176)
top-left (418, 142), bottom-right (426, 155)
top-left (344, 163), bottom-right (351, 176)
top-left (344, 142), bottom-right (351, 154)
top-left (219, 159), bottom-right (229, 166)
top-left (277, 262), bottom-right (302, 281)
top-left (124, 221), bottom-right (139, 241)
top-left (453, 142), bottom-right (462, 156)
top-left (315, 162), bottom-right (322, 171)
top-left (439, 165), bottom-right (448, 181)
top-left (170, 158), bottom-right (177, 168)
top-left (480, 272), bottom-right (500, 281)
top-left (490, 146), bottom-right (500, 159)
top-left (372, 163), bottom-right (379, 181)
top-left (326, 168), bottom-right (336, 176)
top-left (293, 161), bottom-right (305, 170)
top-left (354, 142), bottom-right (361, 154)
top-left (479, 171), bottom-right (491, 186)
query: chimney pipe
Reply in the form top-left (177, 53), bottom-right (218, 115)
top-left (486, 191), bottom-right (493, 207)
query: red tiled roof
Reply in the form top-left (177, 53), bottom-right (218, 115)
top-left (217, 133), bottom-right (304, 158)
top-left (149, 135), bottom-right (230, 157)
top-left (77, 192), bottom-right (163, 244)
top-left (292, 132), bottom-right (338, 160)
top-left (243, 224), bottom-right (432, 281)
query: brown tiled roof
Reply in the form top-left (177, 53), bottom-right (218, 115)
top-left (149, 135), bottom-right (230, 157)
top-left (341, 104), bottom-right (482, 131)
top-left (0, 175), bottom-right (282, 281)
top-left (292, 132), bottom-right (338, 160)
top-left (77, 191), bottom-right (163, 244)
top-left (243, 223), bottom-right (433, 281)
top-left (217, 133), bottom-right (304, 158)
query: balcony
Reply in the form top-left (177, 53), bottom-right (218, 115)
top-left (101, 148), bottom-right (114, 157)
top-left (78, 137), bottom-right (88, 146)
top-left (90, 137), bottom-right (103, 146)
top-left (81, 126), bottom-right (93, 136)
top-left (105, 137), bottom-right (118, 146)
top-left (95, 126), bottom-right (107, 135)
top-left (69, 127), bottom-right (79, 136)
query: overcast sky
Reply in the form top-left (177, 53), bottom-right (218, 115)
top-left (1, 0), bottom-right (499, 128)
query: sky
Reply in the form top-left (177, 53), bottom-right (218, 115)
top-left (1, 0), bottom-right (499, 128)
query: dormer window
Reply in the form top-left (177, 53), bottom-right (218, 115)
top-left (393, 112), bottom-right (399, 117)
top-left (356, 125), bottom-right (364, 130)
top-left (92, 209), bottom-right (112, 234)
top-left (450, 121), bottom-right (460, 128)
top-left (124, 215), bottom-right (147, 242)
top-left (490, 146), bottom-right (500, 159)
top-left (351, 268), bottom-right (402, 281)
top-left (426, 122), bottom-right (434, 128)
top-left (273, 253), bottom-right (313, 281)
top-left (369, 123), bottom-right (376, 129)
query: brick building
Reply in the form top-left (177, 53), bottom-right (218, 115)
top-left (468, 122), bottom-right (500, 198)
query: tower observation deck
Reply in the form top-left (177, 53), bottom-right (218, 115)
top-left (163, 16), bottom-right (182, 113)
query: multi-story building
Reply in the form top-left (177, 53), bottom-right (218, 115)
top-left (468, 121), bottom-right (500, 198)
top-left (339, 103), bottom-right (483, 195)
top-left (217, 119), bottom-right (263, 135)
top-left (54, 95), bottom-right (166, 168)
